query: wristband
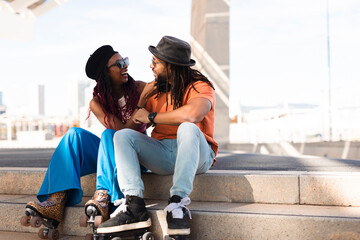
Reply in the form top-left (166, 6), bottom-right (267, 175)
top-left (135, 106), bottom-right (142, 109)
top-left (148, 112), bottom-right (157, 126)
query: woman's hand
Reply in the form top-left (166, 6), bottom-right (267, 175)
top-left (133, 108), bottom-right (150, 124)
top-left (141, 80), bottom-right (157, 99)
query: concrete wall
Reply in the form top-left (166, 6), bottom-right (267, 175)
top-left (292, 141), bottom-right (360, 159)
top-left (227, 141), bottom-right (360, 160)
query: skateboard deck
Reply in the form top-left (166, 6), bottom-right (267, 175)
top-left (156, 210), bottom-right (189, 240)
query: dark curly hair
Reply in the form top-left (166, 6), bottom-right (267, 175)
top-left (89, 67), bottom-right (139, 128)
top-left (155, 64), bottom-right (214, 110)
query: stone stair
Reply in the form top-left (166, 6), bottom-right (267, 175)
top-left (1, 167), bottom-right (360, 239)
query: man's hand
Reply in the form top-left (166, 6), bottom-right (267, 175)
top-left (133, 108), bottom-right (151, 124)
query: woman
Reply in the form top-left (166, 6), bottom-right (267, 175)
top-left (21, 45), bottom-right (156, 237)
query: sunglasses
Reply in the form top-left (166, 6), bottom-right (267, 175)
top-left (108, 57), bottom-right (129, 69)
top-left (151, 57), bottom-right (164, 66)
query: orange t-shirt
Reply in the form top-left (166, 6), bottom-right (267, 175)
top-left (146, 81), bottom-right (218, 157)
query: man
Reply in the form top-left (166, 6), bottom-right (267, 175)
top-left (97, 36), bottom-right (218, 237)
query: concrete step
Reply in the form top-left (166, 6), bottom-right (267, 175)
top-left (0, 231), bottom-right (82, 240)
top-left (1, 194), bottom-right (360, 240)
top-left (1, 167), bottom-right (360, 206)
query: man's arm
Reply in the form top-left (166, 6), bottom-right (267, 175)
top-left (133, 97), bottom-right (212, 126)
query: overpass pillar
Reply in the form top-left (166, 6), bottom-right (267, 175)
top-left (190, 0), bottom-right (230, 147)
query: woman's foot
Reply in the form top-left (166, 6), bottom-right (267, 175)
top-left (84, 189), bottom-right (111, 221)
top-left (25, 191), bottom-right (67, 226)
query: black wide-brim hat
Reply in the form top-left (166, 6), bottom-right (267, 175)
top-left (148, 36), bottom-right (196, 67)
top-left (85, 45), bottom-right (118, 81)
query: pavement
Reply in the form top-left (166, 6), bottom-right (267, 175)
top-left (1, 148), bottom-right (360, 172)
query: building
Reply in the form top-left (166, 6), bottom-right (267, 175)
top-left (5, 84), bottom-right (45, 117)
top-left (0, 91), bottom-right (5, 115)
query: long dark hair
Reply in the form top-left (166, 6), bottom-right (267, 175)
top-left (155, 64), bottom-right (214, 110)
top-left (90, 68), bottom-right (139, 128)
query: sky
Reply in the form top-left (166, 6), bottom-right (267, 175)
top-left (0, 0), bottom-right (359, 117)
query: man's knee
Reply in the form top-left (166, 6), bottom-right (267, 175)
top-left (114, 129), bottom-right (137, 145)
top-left (177, 122), bottom-right (200, 138)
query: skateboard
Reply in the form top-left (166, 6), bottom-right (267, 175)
top-left (20, 207), bottom-right (60, 240)
top-left (156, 210), bottom-right (189, 240)
top-left (80, 205), bottom-right (154, 240)
top-left (85, 228), bottom-right (154, 240)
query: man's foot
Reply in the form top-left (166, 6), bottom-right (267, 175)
top-left (164, 195), bottom-right (191, 236)
top-left (97, 195), bottom-right (151, 234)
top-left (85, 189), bottom-right (110, 221)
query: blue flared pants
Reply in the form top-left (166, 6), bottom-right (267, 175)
top-left (37, 127), bottom-right (123, 206)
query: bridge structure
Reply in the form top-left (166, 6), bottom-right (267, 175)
top-left (0, 0), bottom-right (231, 146)
top-left (190, 0), bottom-right (230, 147)
top-left (0, 0), bottom-right (68, 40)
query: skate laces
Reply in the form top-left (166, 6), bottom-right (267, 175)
top-left (164, 197), bottom-right (192, 219)
top-left (110, 198), bottom-right (127, 218)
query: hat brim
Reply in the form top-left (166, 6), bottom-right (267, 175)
top-left (149, 46), bottom-right (196, 67)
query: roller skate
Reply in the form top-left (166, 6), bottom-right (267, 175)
top-left (95, 195), bottom-right (154, 240)
top-left (20, 191), bottom-right (66, 240)
top-left (79, 190), bottom-right (110, 240)
top-left (158, 196), bottom-right (191, 240)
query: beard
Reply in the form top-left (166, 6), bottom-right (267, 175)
top-left (155, 74), bottom-right (171, 93)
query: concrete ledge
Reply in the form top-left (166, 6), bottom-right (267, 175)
top-left (143, 171), bottom-right (299, 204)
top-left (0, 168), bottom-right (96, 198)
top-left (0, 168), bottom-right (299, 205)
top-left (300, 174), bottom-right (360, 206)
top-left (3, 168), bottom-right (360, 206)
top-left (1, 195), bottom-right (360, 240)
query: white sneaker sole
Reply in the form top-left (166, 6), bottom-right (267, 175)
top-left (97, 218), bottom-right (151, 234)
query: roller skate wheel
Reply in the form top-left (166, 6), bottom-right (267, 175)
top-left (48, 229), bottom-right (59, 240)
top-left (94, 215), bottom-right (104, 227)
top-left (79, 215), bottom-right (88, 227)
top-left (86, 205), bottom-right (97, 216)
top-left (85, 234), bottom-right (93, 240)
top-left (30, 216), bottom-right (42, 228)
top-left (142, 232), bottom-right (154, 240)
top-left (38, 228), bottom-right (48, 239)
top-left (20, 216), bottom-right (31, 227)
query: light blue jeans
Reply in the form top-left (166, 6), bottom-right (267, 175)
top-left (113, 122), bottom-right (215, 198)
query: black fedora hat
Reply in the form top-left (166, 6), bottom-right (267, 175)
top-left (85, 45), bottom-right (118, 81)
top-left (148, 36), bottom-right (196, 67)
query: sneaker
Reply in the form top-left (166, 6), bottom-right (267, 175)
top-left (97, 195), bottom-right (151, 234)
top-left (85, 190), bottom-right (110, 221)
top-left (164, 195), bottom-right (191, 235)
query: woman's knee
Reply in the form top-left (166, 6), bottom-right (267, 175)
top-left (64, 127), bottom-right (81, 139)
top-left (101, 129), bottom-right (116, 140)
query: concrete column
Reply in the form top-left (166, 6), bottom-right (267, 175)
top-left (190, 0), bottom-right (230, 147)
